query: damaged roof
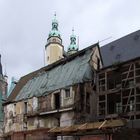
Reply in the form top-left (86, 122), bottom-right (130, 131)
top-left (7, 43), bottom-right (99, 103)
top-left (101, 30), bottom-right (140, 67)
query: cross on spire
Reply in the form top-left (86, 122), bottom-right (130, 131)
top-left (72, 27), bottom-right (74, 34)
top-left (54, 11), bottom-right (56, 17)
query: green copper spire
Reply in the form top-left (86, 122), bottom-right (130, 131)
top-left (48, 13), bottom-right (61, 38)
top-left (68, 28), bottom-right (78, 54)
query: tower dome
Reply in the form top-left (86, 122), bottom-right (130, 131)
top-left (67, 28), bottom-right (78, 54)
top-left (48, 13), bottom-right (61, 38)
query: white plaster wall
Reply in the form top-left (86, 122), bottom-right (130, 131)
top-left (60, 111), bottom-right (74, 127)
top-left (32, 97), bottom-right (38, 111)
top-left (39, 117), bottom-right (59, 128)
top-left (4, 104), bottom-right (15, 133)
top-left (46, 43), bottom-right (63, 65)
top-left (6, 104), bottom-right (15, 117)
top-left (62, 87), bottom-right (74, 107)
top-left (91, 47), bottom-right (103, 70)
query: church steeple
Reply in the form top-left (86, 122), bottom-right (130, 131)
top-left (45, 13), bottom-right (63, 65)
top-left (48, 13), bottom-right (61, 39)
top-left (0, 55), bottom-right (3, 75)
top-left (67, 28), bottom-right (78, 55)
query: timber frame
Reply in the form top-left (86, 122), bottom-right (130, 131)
top-left (97, 58), bottom-right (140, 121)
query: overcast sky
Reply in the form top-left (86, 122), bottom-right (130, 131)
top-left (0, 0), bottom-right (140, 85)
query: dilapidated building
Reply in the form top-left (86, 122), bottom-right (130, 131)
top-left (3, 13), bottom-right (140, 140)
top-left (3, 42), bottom-right (102, 140)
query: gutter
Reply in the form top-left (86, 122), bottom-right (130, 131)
top-left (40, 107), bottom-right (73, 115)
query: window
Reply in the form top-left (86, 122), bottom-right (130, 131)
top-left (54, 93), bottom-right (60, 109)
top-left (53, 38), bottom-right (56, 42)
top-left (24, 102), bottom-right (28, 114)
top-left (14, 103), bottom-right (16, 116)
top-left (116, 102), bottom-right (122, 113)
top-left (130, 100), bottom-right (134, 111)
top-left (97, 57), bottom-right (100, 70)
top-left (86, 92), bottom-right (90, 113)
top-left (65, 89), bottom-right (70, 98)
top-left (47, 56), bottom-right (49, 61)
top-left (24, 122), bottom-right (27, 130)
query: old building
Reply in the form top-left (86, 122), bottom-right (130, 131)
top-left (2, 13), bottom-right (140, 140)
top-left (3, 15), bottom-right (102, 140)
top-left (0, 55), bottom-right (8, 139)
top-left (3, 44), bottom-right (102, 140)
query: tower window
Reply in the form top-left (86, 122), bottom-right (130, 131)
top-left (53, 38), bottom-right (56, 42)
top-left (47, 56), bottom-right (49, 61)
top-left (24, 102), bottom-right (28, 114)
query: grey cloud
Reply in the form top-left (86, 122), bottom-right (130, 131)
top-left (0, 0), bottom-right (140, 86)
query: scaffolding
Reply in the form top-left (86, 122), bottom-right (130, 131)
top-left (97, 59), bottom-right (140, 120)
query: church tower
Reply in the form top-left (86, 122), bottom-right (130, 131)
top-left (0, 55), bottom-right (7, 100)
top-left (45, 14), bottom-right (63, 65)
top-left (67, 28), bottom-right (78, 55)
top-left (0, 54), bottom-right (8, 124)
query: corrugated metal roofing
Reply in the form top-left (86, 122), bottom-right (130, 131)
top-left (15, 48), bottom-right (95, 101)
top-left (101, 30), bottom-right (140, 67)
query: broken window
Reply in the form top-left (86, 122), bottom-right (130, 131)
top-left (99, 95), bottom-right (106, 116)
top-left (107, 93), bottom-right (121, 114)
top-left (24, 102), bottom-right (28, 114)
top-left (98, 73), bottom-right (106, 91)
top-left (122, 88), bottom-right (135, 113)
top-left (54, 93), bottom-right (60, 109)
top-left (107, 93), bottom-right (115, 114)
top-left (107, 70), bottom-right (121, 90)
